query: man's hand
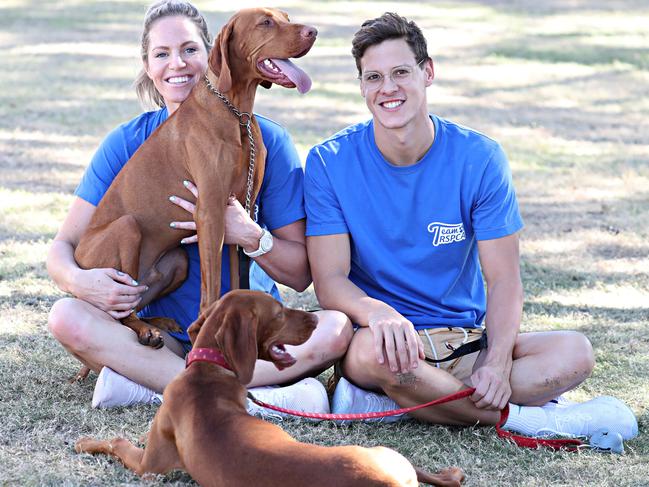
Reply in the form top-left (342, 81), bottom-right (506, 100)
top-left (367, 307), bottom-right (425, 373)
top-left (223, 196), bottom-right (263, 251)
top-left (470, 363), bottom-right (512, 410)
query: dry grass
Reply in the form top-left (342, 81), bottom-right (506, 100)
top-left (1, 0), bottom-right (647, 485)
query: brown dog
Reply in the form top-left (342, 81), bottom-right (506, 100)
top-left (73, 8), bottom-right (316, 350)
top-left (76, 290), bottom-right (465, 487)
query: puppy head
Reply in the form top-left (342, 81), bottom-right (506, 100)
top-left (255, 298), bottom-right (318, 371)
top-left (190, 290), bottom-right (317, 384)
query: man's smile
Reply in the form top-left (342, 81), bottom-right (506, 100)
top-left (380, 99), bottom-right (404, 109)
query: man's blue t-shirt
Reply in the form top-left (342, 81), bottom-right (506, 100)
top-left (75, 108), bottom-right (305, 344)
top-left (304, 115), bottom-right (523, 329)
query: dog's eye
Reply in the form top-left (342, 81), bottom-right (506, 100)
top-left (260, 18), bottom-right (273, 27)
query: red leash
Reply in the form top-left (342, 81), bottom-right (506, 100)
top-left (189, 347), bottom-right (584, 451)
top-left (249, 387), bottom-right (584, 451)
top-left (249, 387), bottom-right (474, 421)
top-left (495, 405), bottom-right (583, 451)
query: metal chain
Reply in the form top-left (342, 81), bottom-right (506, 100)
top-left (204, 75), bottom-right (256, 216)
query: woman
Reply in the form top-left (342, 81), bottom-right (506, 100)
top-left (47, 0), bottom-right (351, 413)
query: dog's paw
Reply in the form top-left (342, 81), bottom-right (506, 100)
top-left (138, 327), bottom-right (165, 349)
top-left (68, 366), bottom-right (91, 384)
top-left (440, 467), bottom-right (466, 486)
top-left (75, 437), bottom-right (100, 454)
top-left (143, 316), bottom-right (183, 334)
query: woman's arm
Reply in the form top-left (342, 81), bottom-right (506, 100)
top-left (47, 197), bottom-right (148, 319)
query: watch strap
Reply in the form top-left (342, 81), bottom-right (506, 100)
top-left (243, 228), bottom-right (273, 258)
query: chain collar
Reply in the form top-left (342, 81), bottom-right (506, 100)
top-left (204, 75), bottom-right (256, 215)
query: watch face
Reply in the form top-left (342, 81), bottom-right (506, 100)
top-left (260, 231), bottom-right (273, 251)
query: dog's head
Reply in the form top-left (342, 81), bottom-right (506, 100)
top-left (209, 8), bottom-right (317, 94)
top-left (187, 290), bottom-right (318, 384)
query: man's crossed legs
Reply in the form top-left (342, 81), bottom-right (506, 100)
top-left (333, 327), bottom-right (638, 440)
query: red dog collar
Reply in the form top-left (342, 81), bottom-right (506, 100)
top-left (185, 347), bottom-right (232, 371)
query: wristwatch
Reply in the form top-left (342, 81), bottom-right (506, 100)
top-left (243, 228), bottom-right (274, 258)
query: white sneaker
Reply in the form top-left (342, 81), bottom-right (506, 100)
top-left (92, 367), bottom-right (163, 409)
top-left (538, 396), bottom-right (638, 440)
top-left (246, 377), bottom-right (330, 420)
top-left (331, 377), bottom-right (406, 424)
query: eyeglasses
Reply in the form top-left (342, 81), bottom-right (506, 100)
top-left (359, 59), bottom-right (426, 91)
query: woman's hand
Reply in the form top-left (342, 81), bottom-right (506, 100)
top-left (169, 180), bottom-right (199, 244)
top-left (47, 198), bottom-right (147, 319)
top-left (71, 267), bottom-right (148, 319)
top-left (169, 180), bottom-right (263, 250)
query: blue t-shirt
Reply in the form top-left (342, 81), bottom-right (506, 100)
top-left (304, 115), bottom-right (523, 329)
top-left (76, 108), bottom-right (305, 343)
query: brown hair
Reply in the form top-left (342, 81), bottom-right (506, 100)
top-left (134, 0), bottom-right (212, 109)
top-left (351, 12), bottom-right (430, 76)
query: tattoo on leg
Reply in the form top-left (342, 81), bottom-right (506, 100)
top-left (544, 377), bottom-right (562, 390)
top-left (396, 372), bottom-right (417, 386)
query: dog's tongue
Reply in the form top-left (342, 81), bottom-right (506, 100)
top-left (271, 58), bottom-right (312, 94)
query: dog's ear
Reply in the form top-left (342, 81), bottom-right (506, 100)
top-left (187, 313), bottom-right (205, 345)
top-left (260, 80), bottom-right (272, 90)
top-left (210, 20), bottom-right (234, 93)
top-left (214, 307), bottom-right (258, 384)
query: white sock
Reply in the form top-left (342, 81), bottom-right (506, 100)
top-left (502, 404), bottom-right (547, 435)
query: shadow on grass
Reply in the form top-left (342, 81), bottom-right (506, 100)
top-left (519, 191), bottom-right (649, 232)
top-left (0, 1), bottom-right (143, 40)
top-left (524, 300), bottom-right (649, 325)
top-left (456, 0), bottom-right (649, 15)
top-left (491, 44), bottom-right (649, 70)
top-left (5, 288), bottom-right (58, 302)
top-left (437, 92), bottom-right (647, 147)
top-left (522, 258), bottom-right (649, 296)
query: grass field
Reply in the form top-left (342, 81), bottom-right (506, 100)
top-left (1, 0), bottom-right (648, 485)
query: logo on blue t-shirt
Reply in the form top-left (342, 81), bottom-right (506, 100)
top-left (427, 222), bottom-right (466, 247)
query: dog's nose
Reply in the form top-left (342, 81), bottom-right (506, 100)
top-left (301, 26), bottom-right (317, 39)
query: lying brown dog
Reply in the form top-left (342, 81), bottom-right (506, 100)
top-left (73, 8), bottom-right (316, 351)
top-left (76, 290), bottom-right (465, 486)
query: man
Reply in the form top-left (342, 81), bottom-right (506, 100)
top-left (304, 12), bottom-right (637, 439)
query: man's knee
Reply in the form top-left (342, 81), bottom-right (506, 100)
top-left (564, 331), bottom-right (595, 379)
top-left (520, 330), bottom-right (595, 385)
top-left (341, 329), bottom-right (391, 385)
top-left (312, 310), bottom-right (353, 360)
top-left (48, 298), bottom-right (92, 351)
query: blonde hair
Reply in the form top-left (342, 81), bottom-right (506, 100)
top-left (134, 0), bottom-right (212, 110)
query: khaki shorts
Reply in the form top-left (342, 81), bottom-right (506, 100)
top-left (418, 327), bottom-right (484, 383)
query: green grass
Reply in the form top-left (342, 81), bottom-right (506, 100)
top-left (1, 0), bottom-right (648, 485)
